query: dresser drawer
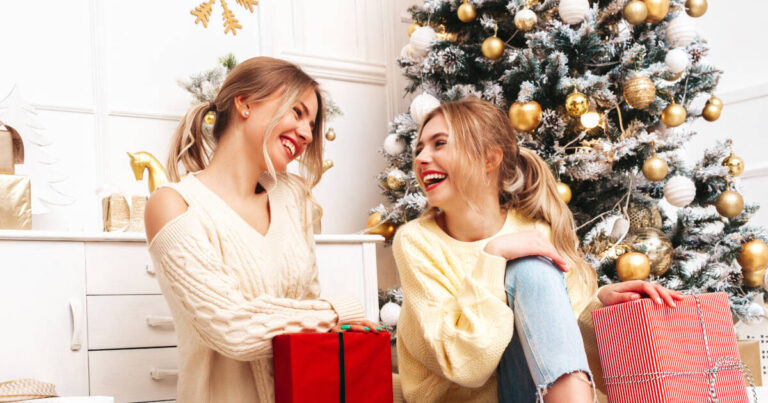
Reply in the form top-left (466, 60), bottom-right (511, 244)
top-left (87, 295), bottom-right (176, 350)
top-left (89, 348), bottom-right (178, 403)
top-left (86, 242), bottom-right (158, 295)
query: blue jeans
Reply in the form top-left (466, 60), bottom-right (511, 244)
top-left (497, 256), bottom-right (594, 402)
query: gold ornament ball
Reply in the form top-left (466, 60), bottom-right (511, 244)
top-left (722, 154), bottom-right (745, 177)
top-left (685, 0), bottom-right (707, 17)
top-left (623, 76), bottom-right (656, 109)
top-left (664, 71), bottom-right (683, 82)
top-left (743, 269), bottom-right (765, 288)
top-left (644, 0), bottom-right (669, 23)
top-left (708, 96), bottom-right (723, 109)
top-left (514, 9), bottom-right (538, 31)
top-left (642, 156), bottom-right (668, 182)
top-left (702, 103), bottom-right (722, 122)
top-left (737, 239), bottom-right (768, 271)
top-left (628, 205), bottom-right (663, 231)
top-left (325, 128), bottom-right (337, 141)
top-left (508, 101), bottom-right (543, 132)
top-left (661, 103), bottom-right (687, 127)
top-left (556, 182), bottom-right (572, 204)
top-left (366, 212), bottom-right (383, 229)
top-left (204, 111), bottom-right (216, 125)
top-left (408, 23), bottom-right (419, 36)
top-left (387, 169), bottom-right (407, 190)
top-left (617, 251), bottom-right (651, 281)
top-left (715, 190), bottom-right (744, 219)
top-left (457, 1), bottom-right (477, 22)
top-left (366, 212), bottom-right (396, 241)
top-left (565, 91), bottom-right (589, 117)
top-left (481, 36), bottom-right (505, 60)
top-left (625, 228), bottom-right (673, 276)
top-left (322, 159), bottom-right (334, 173)
top-left (623, 0), bottom-right (648, 25)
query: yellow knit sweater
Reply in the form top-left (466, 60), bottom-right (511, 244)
top-left (394, 210), bottom-right (600, 403)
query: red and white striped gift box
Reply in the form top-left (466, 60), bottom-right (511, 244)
top-left (592, 292), bottom-right (751, 403)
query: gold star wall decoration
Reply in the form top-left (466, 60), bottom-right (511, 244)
top-left (191, 0), bottom-right (258, 36)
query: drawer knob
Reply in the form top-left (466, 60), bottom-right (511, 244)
top-left (69, 299), bottom-right (83, 351)
top-left (150, 367), bottom-right (179, 381)
top-left (146, 264), bottom-right (155, 275)
top-left (146, 315), bottom-right (175, 328)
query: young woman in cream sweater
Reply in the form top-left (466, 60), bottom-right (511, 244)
top-left (143, 57), bottom-right (379, 403)
top-left (394, 98), bottom-right (681, 403)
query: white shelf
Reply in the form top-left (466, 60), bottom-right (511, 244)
top-left (0, 230), bottom-right (384, 244)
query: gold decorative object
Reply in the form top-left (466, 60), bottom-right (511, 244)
top-left (715, 186), bottom-right (744, 219)
top-left (322, 159), bottom-right (334, 173)
top-left (565, 90), bottom-right (589, 117)
top-left (702, 96), bottom-right (723, 122)
top-left (664, 71), bottom-right (683, 82)
top-left (102, 194), bottom-right (129, 232)
top-left (624, 228), bottom-right (673, 276)
top-left (722, 153), bottom-right (744, 177)
top-left (708, 96), bottom-right (723, 109)
top-left (643, 0), bottom-right (669, 23)
top-left (643, 155), bottom-right (668, 182)
top-left (616, 250), bottom-right (651, 281)
top-left (0, 123), bottom-right (24, 175)
top-left (481, 34), bottom-right (505, 60)
top-left (0, 174), bottom-right (31, 230)
top-left (127, 151), bottom-right (170, 195)
top-left (738, 239), bottom-right (768, 271)
top-left (623, 76), bottom-right (656, 109)
top-left (623, 0), bottom-right (648, 24)
top-left (457, 0), bottom-right (477, 22)
top-left (627, 205), bottom-right (663, 231)
top-left (508, 101), bottom-right (543, 131)
top-left (366, 212), bottom-right (396, 241)
top-left (661, 102), bottom-right (687, 127)
top-left (408, 23), bottom-right (420, 36)
top-left (514, 9), bottom-right (538, 31)
top-left (325, 128), bottom-right (337, 141)
top-left (556, 181), bottom-right (572, 204)
top-left (743, 269), bottom-right (765, 288)
top-left (204, 111), bottom-right (216, 125)
top-left (387, 169), bottom-right (407, 191)
top-left (685, 0), bottom-right (707, 17)
top-left (435, 25), bottom-right (458, 42)
top-left (128, 196), bottom-right (148, 233)
top-left (190, 0), bottom-right (258, 36)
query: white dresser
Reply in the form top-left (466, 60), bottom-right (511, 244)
top-left (0, 231), bottom-right (382, 403)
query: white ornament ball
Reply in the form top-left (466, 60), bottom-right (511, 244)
top-left (400, 44), bottom-right (417, 59)
top-left (410, 26), bottom-right (437, 58)
top-left (410, 93), bottom-right (441, 125)
top-left (380, 302), bottom-right (402, 327)
top-left (384, 134), bottom-right (406, 156)
top-left (610, 217), bottom-right (631, 242)
top-left (665, 48), bottom-right (689, 74)
top-left (664, 176), bottom-right (697, 207)
top-left (666, 14), bottom-right (696, 48)
top-left (559, 0), bottom-right (590, 25)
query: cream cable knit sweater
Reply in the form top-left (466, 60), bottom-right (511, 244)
top-left (148, 173), bottom-right (365, 403)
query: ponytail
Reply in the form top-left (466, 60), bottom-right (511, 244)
top-left (167, 102), bottom-right (217, 182)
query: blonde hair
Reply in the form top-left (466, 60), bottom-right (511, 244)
top-left (167, 57), bottom-right (325, 228)
top-left (418, 97), bottom-right (597, 301)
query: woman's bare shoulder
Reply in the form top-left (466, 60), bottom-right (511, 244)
top-left (145, 187), bottom-right (189, 243)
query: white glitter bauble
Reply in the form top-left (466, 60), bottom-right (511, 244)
top-left (666, 14), bottom-right (696, 47)
top-left (400, 44), bottom-right (416, 59)
top-left (665, 48), bottom-right (689, 74)
top-left (410, 26), bottom-right (437, 58)
top-left (380, 302), bottom-right (402, 327)
top-left (559, 0), bottom-right (590, 25)
top-left (664, 176), bottom-right (696, 207)
top-left (410, 93), bottom-right (441, 125)
top-left (384, 134), bottom-right (406, 156)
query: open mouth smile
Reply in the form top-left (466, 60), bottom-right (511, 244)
top-left (421, 170), bottom-right (447, 192)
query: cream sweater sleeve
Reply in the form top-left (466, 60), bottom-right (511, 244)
top-left (393, 229), bottom-right (515, 388)
top-left (149, 212), bottom-right (365, 362)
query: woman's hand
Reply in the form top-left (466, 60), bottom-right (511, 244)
top-left (484, 230), bottom-right (569, 272)
top-left (598, 280), bottom-right (684, 308)
top-left (331, 320), bottom-right (385, 333)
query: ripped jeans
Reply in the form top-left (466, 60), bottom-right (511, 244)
top-left (497, 256), bottom-right (594, 403)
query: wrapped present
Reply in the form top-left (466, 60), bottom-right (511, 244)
top-left (102, 194), bottom-right (129, 232)
top-left (0, 123), bottom-right (24, 175)
top-left (592, 293), bottom-right (755, 403)
top-left (739, 340), bottom-right (762, 386)
top-left (0, 174), bottom-right (31, 230)
top-left (273, 332), bottom-right (393, 403)
top-left (128, 195), bottom-right (148, 233)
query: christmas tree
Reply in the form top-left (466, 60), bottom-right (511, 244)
top-left (372, 0), bottom-right (768, 321)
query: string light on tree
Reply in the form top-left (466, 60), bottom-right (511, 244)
top-left (558, 0), bottom-right (590, 25)
top-left (580, 111), bottom-right (600, 129)
top-left (514, 8), bottom-right (538, 31)
top-left (685, 0), bottom-right (708, 18)
top-left (509, 101), bottom-right (543, 131)
top-left (623, 0), bottom-right (648, 25)
top-left (457, 0), bottom-right (476, 22)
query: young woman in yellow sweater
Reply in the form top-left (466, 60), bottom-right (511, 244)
top-left (143, 57), bottom-right (379, 402)
top-left (393, 97), bottom-right (681, 403)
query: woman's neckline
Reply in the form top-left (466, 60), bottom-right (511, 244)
top-left (429, 209), bottom-right (512, 246)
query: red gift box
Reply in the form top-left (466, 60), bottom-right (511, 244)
top-left (591, 292), bottom-right (755, 403)
top-left (273, 332), bottom-right (393, 403)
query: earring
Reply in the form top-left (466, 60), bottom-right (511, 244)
top-left (243, 110), bottom-right (250, 117)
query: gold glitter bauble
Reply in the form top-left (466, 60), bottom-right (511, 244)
top-left (715, 190), bottom-right (744, 219)
top-left (627, 205), bottom-right (663, 231)
top-left (642, 155), bottom-right (668, 182)
top-left (738, 240), bottom-right (768, 271)
top-left (625, 228), bottom-right (673, 276)
top-left (623, 0), bottom-right (648, 24)
top-left (685, 0), bottom-right (707, 17)
top-left (514, 9), bottom-right (538, 31)
top-left (644, 0), bottom-right (669, 23)
top-left (556, 182), bottom-right (572, 204)
top-left (565, 91), bottom-right (589, 117)
top-left (322, 159), bottom-right (334, 173)
top-left (508, 101), bottom-right (543, 131)
top-left (204, 111), bottom-right (216, 125)
top-left (623, 76), bottom-right (656, 109)
top-left (457, 1), bottom-right (477, 22)
top-left (617, 251), bottom-right (651, 281)
top-left (661, 103), bottom-right (687, 127)
top-left (386, 169), bottom-right (407, 190)
top-left (481, 36), bottom-right (505, 60)
top-left (325, 128), bottom-right (337, 141)
top-left (408, 23), bottom-right (419, 36)
top-left (722, 154), bottom-right (744, 177)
